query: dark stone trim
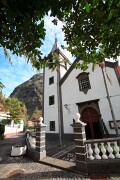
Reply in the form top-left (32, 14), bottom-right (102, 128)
top-left (34, 150), bottom-right (46, 161)
top-left (75, 146), bottom-right (86, 154)
top-left (76, 161), bottom-right (88, 174)
top-left (85, 136), bottom-right (120, 144)
top-left (73, 127), bottom-right (85, 133)
top-left (71, 124), bottom-right (84, 128)
top-left (75, 140), bottom-right (85, 146)
top-left (36, 146), bottom-right (45, 152)
top-left (76, 154), bottom-right (87, 162)
top-left (74, 133), bottom-right (86, 140)
top-left (87, 159), bottom-right (120, 174)
top-left (33, 151), bottom-right (40, 161)
top-left (36, 126), bottom-right (46, 131)
top-left (36, 137), bottom-right (45, 142)
top-left (36, 132), bottom-right (45, 136)
top-left (76, 99), bottom-right (99, 106)
top-left (36, 141), bottom-right (45, 147)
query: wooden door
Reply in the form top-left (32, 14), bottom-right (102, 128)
top-left (81, 107), bottom-right (102, 139)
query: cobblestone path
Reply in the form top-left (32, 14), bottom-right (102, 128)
top-left (0, 133), bottom-right (120, 180)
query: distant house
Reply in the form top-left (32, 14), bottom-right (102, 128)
top-left (0, 111), bottom-right (10, 122)
top-left (0, 111), bottom-right (24, 138)
top-left (43, 39), bottom-right (120, 140)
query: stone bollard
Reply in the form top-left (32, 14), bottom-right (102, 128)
top-left (71, 113), bottom-right (88, 175)
top-left (34, 117), bottom-right (47, 161)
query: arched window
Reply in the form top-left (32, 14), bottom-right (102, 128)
top-left (77, 72), bottom-right (91, 94)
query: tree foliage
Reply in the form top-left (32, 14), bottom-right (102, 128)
top-left (0, 92), bottom-right (5, 104)
top-left (0, 82), bottom-right (5, 91)
top-left (4, 98), bottom-right (27, 123)
top-left (1, 118), bottom-right (11, 125)
top-left (62, 0), bottom-right (120, 69)
top-left (0, 0), bottom-right (120, 69)
top-left (30, 108), bottom-right (42, 122)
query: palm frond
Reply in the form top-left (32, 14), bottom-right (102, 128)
top-left (3, 47), bottom-right (12, 65)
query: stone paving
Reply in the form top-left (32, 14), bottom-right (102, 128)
top-left (0, 133), bottom-right (120, 180)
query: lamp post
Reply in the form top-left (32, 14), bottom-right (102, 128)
top-left (99, 62), bottom-right (119, 136)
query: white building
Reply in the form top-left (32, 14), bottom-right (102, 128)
top-left (43, 40), bottom-right (120, 140)
top-left (0, 111), bottom-right (10, 122)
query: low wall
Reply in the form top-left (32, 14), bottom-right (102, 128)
top-left (85, 137), bottom-right (120, 174)
top-left (4, 125), bottom-right (24, 138)
top-left (25, 131), bottom-right (36, 161)
top-left (71, 123), bottom-right (120, 175)
top-left (87, 159), bottom-right (120, 174)
top-left (25, 124), bottom-right (47, 162)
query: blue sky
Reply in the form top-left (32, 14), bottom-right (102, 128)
top-left (0, 16), bottom-right (72, 97)
top-left (1, 15), bottom-right (119, 97)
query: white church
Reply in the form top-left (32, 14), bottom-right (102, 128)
top-left (43, 39), bottom-right (120, 140)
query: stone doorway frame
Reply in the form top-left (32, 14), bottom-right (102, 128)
top-left (76, 99), bottom-right (104, 139)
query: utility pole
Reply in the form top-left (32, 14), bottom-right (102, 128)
top-left (101, 65), bottom-right (119, 136)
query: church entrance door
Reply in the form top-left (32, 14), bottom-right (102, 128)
top-left (81, 107), bottom-right (102, 139)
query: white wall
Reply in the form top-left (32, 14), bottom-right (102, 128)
top-left (0, 112), bottom-right (10, 122)
top-left (99, 96), bottom-right (120, 134)
top-left (44, 67), bottom-right (59, 133)
top-left (61, 63), bottom-right (120, 135)
top-left (63, 104), bottom-right (78, 134)
top-left (44, 54), bottom-right (68, 134)
top-left (62, 64), bottom-right (106, 106)
top-left (4, 120), bottom-right (24, 135)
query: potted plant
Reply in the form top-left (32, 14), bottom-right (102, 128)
top-left (11, 144), bottom-right (27, 156)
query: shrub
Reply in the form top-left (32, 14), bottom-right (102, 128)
top-left (0, 134), bottom-right (4, 140)
top-left (1, 119), bottom-right (11, 125)
top-left (26, 126), bottom-right (36, 130)
top-left (0, 124), bottom-right (5, 135)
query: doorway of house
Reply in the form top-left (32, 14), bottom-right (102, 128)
top-left (81, 107), bottom-right (102, 139)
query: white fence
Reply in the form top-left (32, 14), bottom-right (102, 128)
top-left (85, 137), bottom-right (120, 160)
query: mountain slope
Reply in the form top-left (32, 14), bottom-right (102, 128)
top-left (10, 73), bottom-right (43, 117)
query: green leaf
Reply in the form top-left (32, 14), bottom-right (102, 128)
top-left (1, 0), bottom-right (8, 6)
top-left (108, 11), bottom-right (113, 20)
top-left (92, 0), bottom-right (99, 6)
top-left (85, 2), bottom-right (90, 13)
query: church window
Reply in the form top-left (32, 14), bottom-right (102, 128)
top-left (49, 95), bottom-right (55, 105)
top-left (48, 58), bottom-right (53, 69)
top-left (49, 76), bottom-right (54, 85)
top-left (77, 72), bottom-right (91, 94)
top-left (50, 121), bottom-right (55, 131)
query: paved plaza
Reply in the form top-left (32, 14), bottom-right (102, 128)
top-left (0, 133), bottom-right (120, 180)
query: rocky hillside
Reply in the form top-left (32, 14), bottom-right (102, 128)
top-left (10, 73), bottom-right (43, 117)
